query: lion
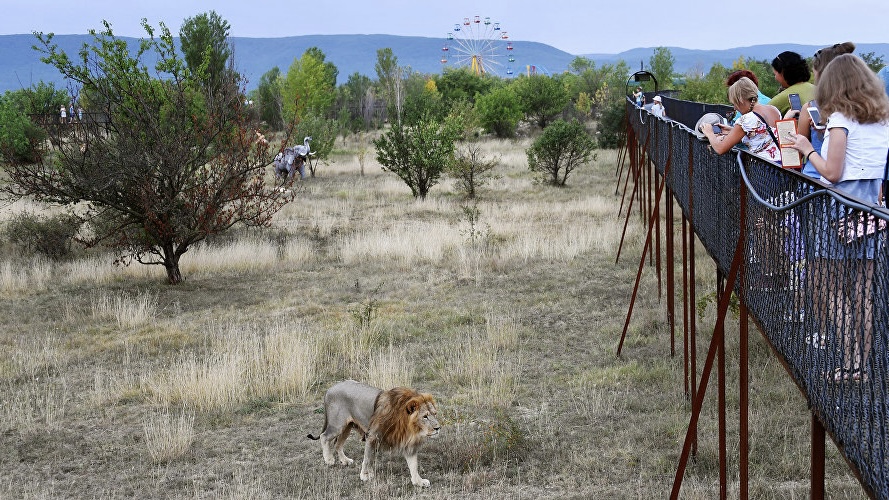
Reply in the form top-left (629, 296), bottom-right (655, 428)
top-left (307, 380), bottom-right (440, 487)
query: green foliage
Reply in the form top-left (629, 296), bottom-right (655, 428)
top-left (434, 68), bottom-right (494, 107)
top-left (179, 10), bottom-right (233, 92)
top-left (447, 142), bottom-right (500, 199)
top-left (526, 119), bottom-right (597, 186)
top-left (596, 99), bottom-right (625, 149)
top-left (8, 21), bottom-right (293, 284)
top-left (474, 84), bottom-right (522, 138)
top-left (255, 66), bottom-right (282, 129)
top-left (294, 113), bottom-right (337, 177)
top-left (282, 48), bottom-right (337, 125)
top-left (401, 74), bottom-right (446, 124)
top-left (696, 290), bottom-right (740, 319)
top-left (680, 62), bottom-right (731, 104)
top-left (513, 75), bottom-right (570, 128)
top-left (3, 211), bottom-right (81, 259)
top-left (336, 72), bottom-right (378, 132)
top-left (649, 47), bottom-right (676, 89)
top-left (373, 112), bottom-right (461, 199)
top-left (860, 51), bottom-right (886, 73)
top-left (0, 94), bottom-right (45, 164)
top-left (374, 47), bottom-right (399, 109)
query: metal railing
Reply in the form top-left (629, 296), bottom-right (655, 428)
top-left (620, 95), bottom-right (889, 498)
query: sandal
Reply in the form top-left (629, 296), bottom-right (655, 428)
top-left (806, 332), bottom-right (826, 349)
top-left (828, 367), bottom-right (867, 383)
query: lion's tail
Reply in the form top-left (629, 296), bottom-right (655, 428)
top-left (306, 433), bottom-right (320, 440)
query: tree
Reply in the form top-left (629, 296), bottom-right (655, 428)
top-left (281, 48), bottom-right (337, 125)
top-left (2, 22), bottom-right (294, 284)
top-left (434, 68), bottom-right (493, 107)
top-left (680, 62), bottom-right (730, 104)
top-left (526, 119), bottom-right (596, 186)
top-left (448, 142), bottom-right (499, 199)
top-left (375, 48), bottom-right (400, 118)
top-left (649, 47), bottom-right (675, 90)
top-left (336, 72), bottom-right (376, 132)
top-left (514, 75), bottom-right (570, 128)
top-left (860, 51), bottom-right (886, 73)
top-left (255, 66), bottom-right (283, 129)
top-left (179, 10), bottom-right (233, 92)
top-left (294, 112), bottom-right (337, 177)
top-left (0, 84), bottom-right (66, 163)
top-left (373, 112), bottom-right (460, 200)
top-left (474, 84), bottom-right (522, 138)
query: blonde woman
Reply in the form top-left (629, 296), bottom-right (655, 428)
top-left (786, 54), bottom-right (889, 382)
top-left (698, 77), bottom-right (781, 162)
top-left (794, 42), bottom-right (856, 178)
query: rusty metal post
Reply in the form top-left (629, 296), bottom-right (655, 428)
top-left (811, 413), bottom-right (825, 499)
top-left (739, 171), bottom-right (749, 500)
top-left (670, 235), bottom-right (745, 499)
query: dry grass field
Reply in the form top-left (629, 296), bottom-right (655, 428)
top-left (0, 134), bottom-right (868, 498)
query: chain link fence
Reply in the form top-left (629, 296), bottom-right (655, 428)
top-left (628, 96), bottom-right (889, 497)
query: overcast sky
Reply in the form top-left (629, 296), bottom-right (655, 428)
top-left (1, 0), bottom-right (887, 55)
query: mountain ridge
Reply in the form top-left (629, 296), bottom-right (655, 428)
top-left (2, 33), bottom-right (887, 94)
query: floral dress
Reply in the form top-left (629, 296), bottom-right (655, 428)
top-left (736, 112), bottom-right (780, 162)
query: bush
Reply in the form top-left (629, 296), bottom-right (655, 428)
top-left (596, 99), bottom-right (626, 149)
top-left (526, 119), bottom-right (597, 186)
top-left (0, 98), bottom-right (46, 164)
top-left (475, 85), bottom-right (522, 138)
top-left (447, 143), bottom-right (500, 199)
top-left (4, 212), bottom-right (81, 259)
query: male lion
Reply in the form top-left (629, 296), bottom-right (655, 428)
top-left (307, 380), bottom-right (440, 487)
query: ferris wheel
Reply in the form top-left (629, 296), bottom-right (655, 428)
top-left (440, 15), bottom-right (514, 77)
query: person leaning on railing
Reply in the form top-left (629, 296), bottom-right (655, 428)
top-left (769, 51), bottom-right (816, 116)
top-left (698, 77), bottom-right (781, 162)
top-left (793, 42), bottom-right (856, 179)
top-left (785, 53), bottom-right (889, 383)
top-left (725, 69), bottom-right (771, 125)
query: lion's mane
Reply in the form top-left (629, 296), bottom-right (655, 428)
top-left (369, 387), bottom-right (437, 452)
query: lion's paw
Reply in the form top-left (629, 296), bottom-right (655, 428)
top-left (360, 470), bottom-right (373, 481)
top-left (323, 457), bottom-right (336, 466)
top-left (413, 478), bottom-right (430, 487)
top-left (339, 456), bottom-right (354, 466)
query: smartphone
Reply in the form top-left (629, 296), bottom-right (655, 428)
top-left (789, 93), bottom-right (802, 111)
top-left (712, 124), bottom-right (722, 134)
top-left (807, 107), bottom-right (825, 130)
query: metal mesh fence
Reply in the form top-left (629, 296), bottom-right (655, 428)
top-left (627, 97), bottom-right (889, 497)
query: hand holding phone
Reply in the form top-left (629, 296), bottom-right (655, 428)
top-left (807, 107), bottom-right (825, 130)
top-left (789, 93), bottom-right (802, 111)
top-left (712, 124), bottom-right (722, 134)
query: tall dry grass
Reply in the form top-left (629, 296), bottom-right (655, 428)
top-left (0, 137), bottom-right (867, 498)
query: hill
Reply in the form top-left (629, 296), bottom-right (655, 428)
top-left (2, 33), bottom-right (887, 94)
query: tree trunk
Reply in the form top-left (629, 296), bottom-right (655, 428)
top-left (164, 258), bottom-right (183, 284)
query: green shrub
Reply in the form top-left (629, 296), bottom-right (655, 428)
top-left (4, 212), bottom-right (81, 259)
top-left (596, 99), bottom-right (626, 149)
top-left (526, 119), bottom-right (597, 186)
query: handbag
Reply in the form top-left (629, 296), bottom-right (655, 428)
top-left (835, 212), bottom-right (888, 244)
top-left (834, 148), bottom-right (889, 244)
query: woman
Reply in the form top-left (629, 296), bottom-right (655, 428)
top-left (786, 54), bottom-right (889, 382)
top-left (725, 69), bottom-right (770, 125)
top-left (795, 42), bottom-right (855, 178)
top-left (769, 51), bottom-right (815, 115)
top-left (698, 76), bottom-right (781, 162)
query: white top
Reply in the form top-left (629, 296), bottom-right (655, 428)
top-left (736, 112), bottom-right (780, 162)
top-left (822, 112), bottom-right (889, 183)
top-left (650, 102), bottom-right (665, 118)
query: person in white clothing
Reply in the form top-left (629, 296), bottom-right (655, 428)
top-left (650, 95), bottom-right (666, 118)
top-left (786, 54), bottom-right (889, 383)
